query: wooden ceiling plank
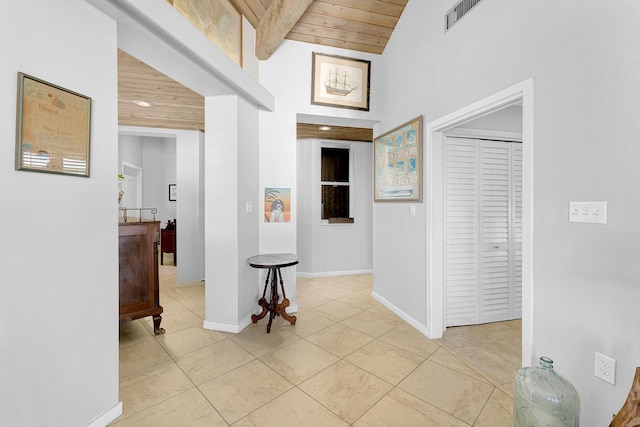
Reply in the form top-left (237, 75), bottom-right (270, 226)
top-left (255, 0), bottom-right (314, 60)
top-left (297, 123), bottom-right (372, 142)
top-left (383, 0), bottom-right (409, 6)
top-left (297, 12), bottom-right (393, 39)
top-left (289, 22), bottom-right (388, 49)
top-left (286, 32), bottom-right (384, 54)
top-left (314, 0), bottom-right (405, 18)
top-left (305, 2), bottom-right (399, 28)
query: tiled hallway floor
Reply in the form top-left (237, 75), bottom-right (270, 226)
top-left (112, 262), bottom-right (520, 426)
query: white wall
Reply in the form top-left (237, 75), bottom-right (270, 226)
top-left (259, 40), bottom-right (382, 280)
top-left (0, 0), bottom-right (120, 425)
top-left (159, 137), bottom-right (177, 222)
top-left (119, 134), bottom-right (143, 167)
top-left (118, 135), bottom-right (177, 225)
top-left (457, 105), bottom-right (523, 133)
top-left (176, 131), bottom-right (205, 284)
top-left (297, 139), bottom-right (373, 275)
top-left (378, 0), bottom-right (640, 424)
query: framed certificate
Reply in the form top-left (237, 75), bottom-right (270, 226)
top-left (15, 72), bottom-right (91, 177)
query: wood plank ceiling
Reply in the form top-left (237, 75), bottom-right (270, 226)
top-left (233, 0), bottom-right (408, 55)
top-left (118, 0), bottom-right (408, 137)
top-left (118, 49), bottom-right (205, 131)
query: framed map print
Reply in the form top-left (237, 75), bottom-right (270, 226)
top-left (15, 72), bottom-right (92, 177)
top-left (170, 0), bottom-right (242, 66)
top-left (374, 116), bottom-right (423, 202)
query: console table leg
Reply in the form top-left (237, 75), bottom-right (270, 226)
top-left (153, 314), bottom-right (165, 335)
top-left (266, 268), bottom-right (279, 333)
top-left (252, 269), bottom-right (272, 324)
top-left (251, 297), bottom-right (269, 323)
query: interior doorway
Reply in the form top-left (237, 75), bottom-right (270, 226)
top-left (425, 79), bottom-right (534, 365)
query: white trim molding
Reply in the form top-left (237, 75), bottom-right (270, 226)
top-left (86, 402), bottom-right (122, 427)
top-left (425, 78), bottom-right (534, 367)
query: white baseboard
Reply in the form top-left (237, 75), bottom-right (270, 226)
top-left (297, 269), bottom-right (373, 279)
top-left (86, 401), bottom-right (122, 427)
top-left (203, 316), bottom-right (252, 333)
top-left (371, 291), bottom-right (430, 338)
top-left (176, 280), bottom-right (204, 288)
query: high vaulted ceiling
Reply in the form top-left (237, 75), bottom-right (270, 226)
top-left (232, 0), bottom-right (408, 58)
top-left (118, 0), bottom-right (409, 134)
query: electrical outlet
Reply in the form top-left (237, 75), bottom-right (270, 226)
top-left (569, 201), bottom-right (607, 224)
top-left (595, 352), bottom-right (616, 385)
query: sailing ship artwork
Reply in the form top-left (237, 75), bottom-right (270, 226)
top-left (324, 68), bottom-right (358, 97)
top-left (312, 52), bottom-right (370, 110)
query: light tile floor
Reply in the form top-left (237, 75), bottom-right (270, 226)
top-left (112, 261), bottom-right (521, 426)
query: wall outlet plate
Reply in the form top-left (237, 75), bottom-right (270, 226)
top-left (569, 201), bottom-right (607, 224)
top-left (595, 352), bottom-right (616, 385)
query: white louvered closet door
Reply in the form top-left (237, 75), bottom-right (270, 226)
top-left (445, 137), bottom-right (522, 327)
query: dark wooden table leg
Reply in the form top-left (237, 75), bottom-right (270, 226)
top-left (252, 269), bottom-right (271, 323)
top-left (251, 298), bottom-right (269, 323)
top-left (266, 268), bottom-right (278, 333)
top-left (275, 267), bottom-right (297, 326)
top-left (152, 314), bottom-right (165, 335)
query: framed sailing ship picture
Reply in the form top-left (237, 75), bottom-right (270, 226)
top-left (311, 53), bottom-right (370, 111)
top-left (374, 116), bottom-right (423, 202)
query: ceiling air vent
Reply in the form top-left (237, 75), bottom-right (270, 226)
top-left (445, 0), bottom-right (484, 31)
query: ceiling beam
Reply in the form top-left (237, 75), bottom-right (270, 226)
top-left (256, 0), bottom-right (313, 60)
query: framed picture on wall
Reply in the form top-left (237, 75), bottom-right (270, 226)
top-left (170, 0), bottom-right (242, 66)
top-left (373, 116), bottom-right (423, 202)
top-left (311, 52), bottom-right (370, 111)
top-left (15, 72), bottom-right (92, 177)
top-left (264, 187), bottom-right (290, 222)
top-left (169, 184), bottom-right (177, 201)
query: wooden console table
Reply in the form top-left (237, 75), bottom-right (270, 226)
top-left (248, 253), bottom-right (298, 333)
top-left (119, 221), bottom-right (165, 335)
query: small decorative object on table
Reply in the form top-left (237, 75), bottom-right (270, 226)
top-left (247, 253), bottom-right (298, 333)
top-left (514, 356), bottom-right (580, 426)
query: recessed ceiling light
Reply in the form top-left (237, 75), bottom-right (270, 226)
top-left (319, 126), bottom-right (332, 131)
top-left (133, 100), bottom-right (153, 107)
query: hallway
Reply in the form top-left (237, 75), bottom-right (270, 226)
top-left (113, 263), bottom-right (520, 426)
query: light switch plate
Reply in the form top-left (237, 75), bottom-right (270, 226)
top-left (569, 201), bottom-right (607, 224)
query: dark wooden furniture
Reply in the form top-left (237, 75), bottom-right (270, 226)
top-left (248, 253), bottom-right (298, 333)
top-left (161, 219), bottom-right (176, 266)
top-left (119, 221), bottom-right (165, 335)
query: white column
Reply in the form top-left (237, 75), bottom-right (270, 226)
top-left (203, 95), bottom-right (260, 332)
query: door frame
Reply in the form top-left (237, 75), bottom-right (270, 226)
top-left (425, 78), bottom-right (534, 366)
